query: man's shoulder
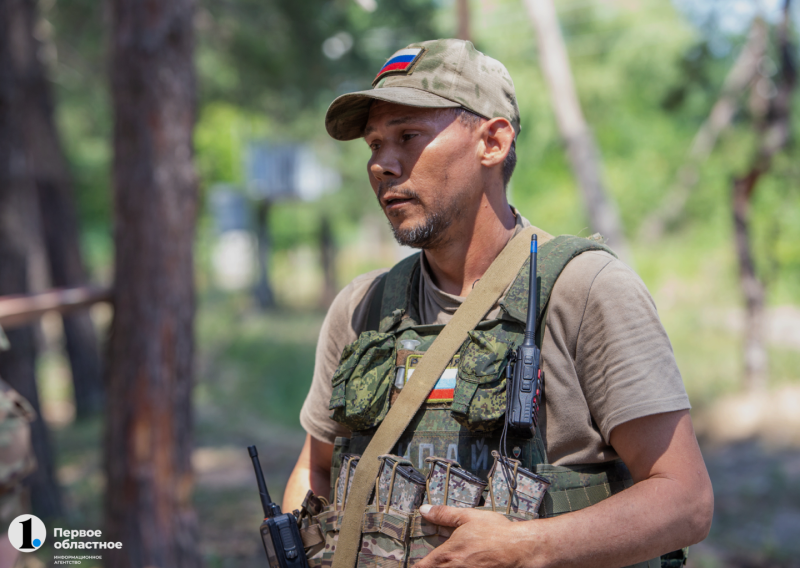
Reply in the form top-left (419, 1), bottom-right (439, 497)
top-left (562, 248), bottom-right (644, 290)
top-left (560, 248), bottom-right (619, 281)
top-left (550, 246), bottom-right (646, 308)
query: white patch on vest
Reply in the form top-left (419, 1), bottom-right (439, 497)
top-left (405, 366), bottom-right (457, 381)
top-left (472, 439), bottom-right (488, 471)
top-left (447, 444), bottom-right (459, 463)
top-left (419, 443), bottom-right (435, 469)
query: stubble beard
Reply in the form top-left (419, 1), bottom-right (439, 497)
top-left (378, 182), bottom-right (469, 250)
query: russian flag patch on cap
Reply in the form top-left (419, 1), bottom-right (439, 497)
top-left (375, 47), bottom-right (425, 82)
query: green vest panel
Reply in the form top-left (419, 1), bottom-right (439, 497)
top-left (329, 235), bottom-right (613, 481)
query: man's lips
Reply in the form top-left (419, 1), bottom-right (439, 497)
top-left (381, 194), bottom-right (416, 210)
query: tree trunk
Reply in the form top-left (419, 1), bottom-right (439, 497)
top-left (254, 199), bottom-right (276, 309)
top-left (732, 173), bottom-right (768, 390)
top-left (731, 0), bottom-right (795, 391)
top-left (456, 0), bottom-right (471, 43)
top-left (0, 0), bottom-right (62, 520)
top-left (17, 0), bottom-right (104, 418)
top-left (319, 213), bottom-right (337, 308)
top-left (104, 0), bottom-right (201, 566)
top-left (522, 0), bottom-right (630, 262)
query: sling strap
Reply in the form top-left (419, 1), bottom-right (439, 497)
top-left (331, 226), bottom-right (554, 568)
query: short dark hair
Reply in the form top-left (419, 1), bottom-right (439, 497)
top-left (449, 107), bottom-right (517, 189)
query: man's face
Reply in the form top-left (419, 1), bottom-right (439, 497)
top-left (364, 101), bottom-right (483, 249)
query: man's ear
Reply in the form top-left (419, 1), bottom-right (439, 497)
top-left (479, 117), bottom-right (514, 169)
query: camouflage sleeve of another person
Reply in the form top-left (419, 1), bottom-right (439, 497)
top-left (0, 378), bottom-right (36, 524)
top-left (299, 269), bottom-right (388, 445)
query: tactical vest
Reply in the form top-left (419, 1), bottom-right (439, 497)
top-left (315, 235), bottom-right (682, 568)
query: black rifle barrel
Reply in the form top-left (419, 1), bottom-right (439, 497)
top-left (523, 235), bottom-right (538, 346)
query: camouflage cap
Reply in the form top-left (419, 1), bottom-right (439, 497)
top-left (325, 38), bottom-right (520, 141)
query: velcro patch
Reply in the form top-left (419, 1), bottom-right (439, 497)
top-left (374, 47), bottom-right (425, 84)
top-left (404, 353), bottom-right (458, 403)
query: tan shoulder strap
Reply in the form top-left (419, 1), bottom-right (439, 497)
top-left (331, 225), bottom-right (553, 568)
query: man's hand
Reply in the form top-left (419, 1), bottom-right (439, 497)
top-left (415, 504), bottom-right (540, 568)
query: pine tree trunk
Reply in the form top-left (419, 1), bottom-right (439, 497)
top-left (0, 0), bottom-right (63, 520)
top-left (103, 0), bottom-right (201, 566)
top-left (17, 0), bottom-right (104, 418)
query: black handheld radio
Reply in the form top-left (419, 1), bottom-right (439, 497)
top-left (248, 445), bottom-right (308, 568)
top-left (506, 234), bottom-right (543, 438)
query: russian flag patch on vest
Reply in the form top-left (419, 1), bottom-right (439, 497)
top-left (375, 47), bottom-right (425, 82)
top-left (404, 353), bottom-right (458, 404)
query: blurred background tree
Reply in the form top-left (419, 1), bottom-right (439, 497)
top-left (1, 0), bottom-right (797, 566)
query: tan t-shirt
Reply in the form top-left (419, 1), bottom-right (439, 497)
top-left (300, 218), bottom-right (690, 466)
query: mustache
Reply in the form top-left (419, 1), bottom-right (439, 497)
top-left (376, 182), bottom-right (421, 205)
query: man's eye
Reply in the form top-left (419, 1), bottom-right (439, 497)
top-left (401, 133), bottom-right (418, 142)
top-left (369, 142), bottom-right (380, 151)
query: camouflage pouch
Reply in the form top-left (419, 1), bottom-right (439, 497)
top-left (407, 457), bottom-right (488, 566)
top-left (336, 454), bottom-right (361, 509)
top-left (484, 450), bottom-right (549, 520)
top-left (423, 457), bottom-right (486, 508)
top-left (0, 379), bottom-right (36, 493)
top-left (310, 504), bottom-right (343, 568)
top-left (329, 437), bottom-right (351, 503)
top-left (329, 332), bottom-right (396, 431)
top-left (308, 454), bottom-right (361, 567)
top-left (451, 330), bottom-right (513, 432)
top-left (661, 548), bottom-right (688, 567)
top-left (297, 491), bottom-right (328, 564)
top-left (357, 454), bottom-right (426, 568)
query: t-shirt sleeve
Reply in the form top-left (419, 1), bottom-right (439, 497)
top-left (575, 258), bottom-right (691, 442)
top-left (299, 269), bottom-right (388, 444)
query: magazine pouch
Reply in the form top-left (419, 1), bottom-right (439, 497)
top-left (308, 454), bottom-right (361, 567)
top-left (356, 454), bottom-right (426, 568)
top-left (486, 450), bottom-right (550, 518)
top-left (407, 457), bottom-right (487, 566)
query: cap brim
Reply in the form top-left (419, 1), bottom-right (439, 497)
top-left (325, 87), bottom-right (462, 141)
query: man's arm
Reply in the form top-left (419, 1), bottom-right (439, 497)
top-left (416, 410), bottom-right (713, 568)
top-left (282, 433), bottom-right (334, 512)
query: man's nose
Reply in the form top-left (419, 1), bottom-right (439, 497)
top-left (369, 148), bottom-right (401, 182)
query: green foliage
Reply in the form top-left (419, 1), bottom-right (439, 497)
top-left (195, 103), bottom-right (255, 187)
top-left (43, 0), bottom-right (800, 397)
top-left (196, 0), bottom-right (439, 112)
top-left (195, 296), bottom-right (324, 427)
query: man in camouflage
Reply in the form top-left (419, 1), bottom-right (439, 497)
top-left (0, 325), bottom-right (36, 567)
top-left (283, 39), bottom-right (713, 567)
